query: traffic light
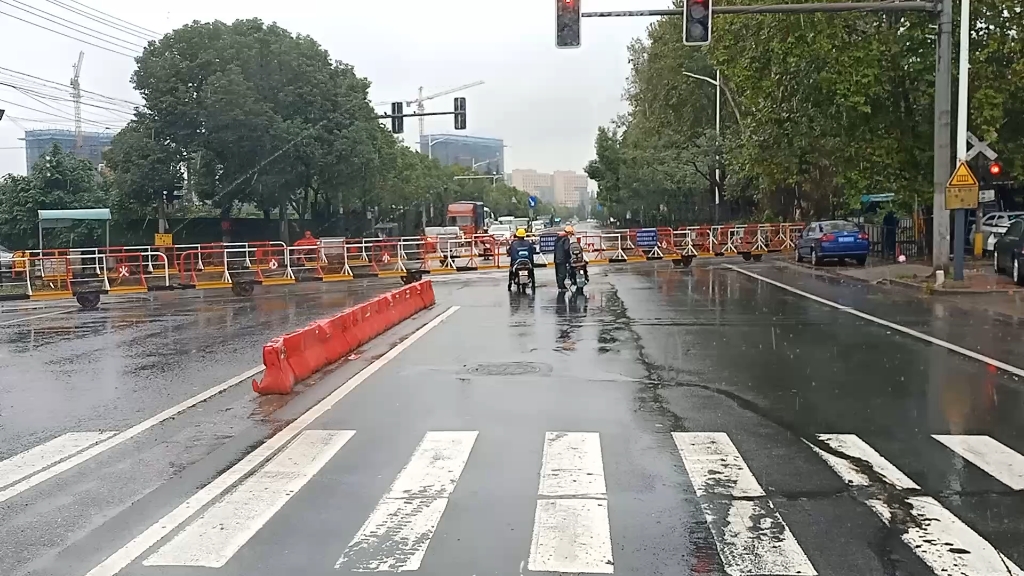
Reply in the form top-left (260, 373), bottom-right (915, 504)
top-left (454, 97), bottom-right (466, 130)
top-left (683, 0), bottom-right (712, 46)
top-left (989, 161), bottom-right (1003, 178)
top-left (390, 102), bottom-right (403, 134)
top-left (556, 0), bottom-right (581, 49)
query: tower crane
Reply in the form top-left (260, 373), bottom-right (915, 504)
top-left (70, 51), bottom-right (84, 150)
top-left (376, 80), bottom-right (484, 143)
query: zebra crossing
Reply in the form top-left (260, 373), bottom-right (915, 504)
top-left (5, 429), bottom-right (1022, 575)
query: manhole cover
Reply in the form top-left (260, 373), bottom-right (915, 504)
top-left (467, 362), bottom-right (545, 376)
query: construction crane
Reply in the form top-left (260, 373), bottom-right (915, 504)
top-left (70, 51), bottom-right (84, 150)
top-left (377, 81), bottom-right (484, 143)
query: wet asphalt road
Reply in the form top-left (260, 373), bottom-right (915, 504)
top-left (2, 259), bottom-right (1024, 576)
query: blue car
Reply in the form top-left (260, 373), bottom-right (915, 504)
top-left (796, 220), bottom-right (870, 266)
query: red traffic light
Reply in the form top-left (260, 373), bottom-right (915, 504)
top-left (989, 162), bottom-right (1003, 176)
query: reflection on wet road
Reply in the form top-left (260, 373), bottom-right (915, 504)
top-left (2, 262), bottom-right (1023, 576)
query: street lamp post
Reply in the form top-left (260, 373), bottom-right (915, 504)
top-left (682, 70), bottom-right (722, 222)
top-left (426, 136), bottom-right (452, 159)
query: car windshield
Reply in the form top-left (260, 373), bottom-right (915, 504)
top-left (821, 221), bottom-right (860, 233)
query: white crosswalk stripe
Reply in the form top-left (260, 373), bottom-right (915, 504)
top-left (933, 434), bottom-right (1024, 490)
top-left (78, 429), bottom-right (1024, 575)
top-left (528, 432), bottom-right (614, 574)
top-left (0, 432), bottom-right (116, 493)
top-left (336, 431), bottom-right (478, 572)
top-left (673, 432), bottom-right (818, 576)
top-left (812, 434), bottom-right (1024, 576)
top-left (143, 430), bottom-right (355, 568)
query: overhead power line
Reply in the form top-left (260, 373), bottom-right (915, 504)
top-left (0, 98), bottom-right (125, 128)
top-left (0, 66), bottom-right (144, 106)
top-left (0, 9), bottom-right (136, 58)
top-left (0, 82), bottom-right (137, 115)
top-left (41, 0), bottom-right (157, 43)
top-left (0, 0), bottom-right (145, 51)
top-left (61, 0), bottom-right (158, 37)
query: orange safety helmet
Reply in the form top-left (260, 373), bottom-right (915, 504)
top-left (564, 225), bottom-right (575, 235)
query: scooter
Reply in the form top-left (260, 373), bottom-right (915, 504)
top-left (569, 262), bottom-right (588, 294)
top-left (510, 258), bottom-right (535, 294)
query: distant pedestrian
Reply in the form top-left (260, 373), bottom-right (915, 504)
top-left (554, 225), bottom-right (573, 291)
top-left (882, 210), bottom-right (897, 261)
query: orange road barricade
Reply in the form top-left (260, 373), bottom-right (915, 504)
top-left (252, 279), bottom-right (437, 395)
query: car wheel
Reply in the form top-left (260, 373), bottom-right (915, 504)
top-left (994, 252), bottom-right (1003, 274)
top-left (796, 249), bottom-right (805, 263)
top-left (811, 249), bottom-right (820, 266)
top-left (855, 256), bottom-right (867, 266)
top-left (1015, 257), bottom-right (1024, 286)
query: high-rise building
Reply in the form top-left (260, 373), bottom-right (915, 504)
top-left (23, 129), bottom-right (114, 172)
top-left (553, 170), bottom-right (589, 208)
top-left (508, 169), bottom-right (554, 204)
top-left (419, 134), bottom-right (504, 174)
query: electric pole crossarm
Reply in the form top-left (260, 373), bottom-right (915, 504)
top-left (583, 2), bottom-right (936, 16)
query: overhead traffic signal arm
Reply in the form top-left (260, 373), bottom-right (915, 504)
top-left (683, 0), bottom-right (713, 45)
top-left (379, 99), bottom-right (469, 134)
top-left (556, 0), bottom-right (581, 48)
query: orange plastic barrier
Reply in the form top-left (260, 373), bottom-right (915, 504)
top-left (252, 279), bottom-right (437, 395)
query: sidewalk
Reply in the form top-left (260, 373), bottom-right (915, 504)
top-left (783, 255), bottom-right (1024, 319)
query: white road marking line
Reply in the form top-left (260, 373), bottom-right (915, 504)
top-left (933, 435), bottom-right (1024, 490)
top-left (812, 434), bottom-right (1023, 576)
top-left (673, 433), bottom-right (817, 576)
top-left (337, 430), bottom-right (478, 572)
top-left (672, 432), bottom-right (765, 498)
top-left (528, 432), bottom-right (614, 574)
top-left (0, 307), bottom-right (76, 326)
top-left (0, 432), bottom-right (116, 489)
top-left (84, 305), bottom-right (459, 576)
top-left (727, 265), bottom-right (1024, 378)
top-left (0, 366), bottom-right (263, 504)
top-left (529, 499), bottom-right (614, 574)
top-left (143, 430), bottom-right (355, 568)
top-left (812, 434), bottom-right (920, 490)
top-left (538, 431), bottom-right (607, 498)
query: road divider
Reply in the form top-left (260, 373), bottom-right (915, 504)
top-left (252, 279), bottom-right (437, 395)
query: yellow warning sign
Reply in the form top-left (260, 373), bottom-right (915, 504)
top-left (154, 233), bottom-right (173, 246)
top-left (946, 161), bottom-right (979, 188)
top-left (945, 161), bottom-right (979, 210)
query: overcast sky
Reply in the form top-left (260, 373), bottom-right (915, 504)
top-left (0, 0), bottom-right (665, 178)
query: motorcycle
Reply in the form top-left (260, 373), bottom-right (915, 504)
top-left (510, 251), bottom-right (535, 293)
top-left (569, 262), bottom-right (588, 293)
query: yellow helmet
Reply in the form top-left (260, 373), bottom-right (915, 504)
top-left (515, 228), bottom-right (527, 238)
top-left (564, 225), bottom-right (575, 235)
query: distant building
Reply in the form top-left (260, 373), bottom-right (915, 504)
top-left (23, 129), bottom-right (114, 172)
top-left (553, 170), bottom-right (588, 208)
top-left (509, 169), bottom-right (588, 208)
top-left (420, 134), bottom-right (504, 175)
top-left (508, 169), bottom-right (555, 204)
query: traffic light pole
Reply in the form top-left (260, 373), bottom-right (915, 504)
top-left (582, 0), bottom-right (950, 274)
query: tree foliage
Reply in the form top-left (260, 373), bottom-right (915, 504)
top-left (0, 144), bottom-right (107, 249)
top-left (98, 17), bottom-right (536, 241)
top-left (587, 0), bottom-right (1024, 223)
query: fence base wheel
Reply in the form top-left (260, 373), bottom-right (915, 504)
top-left (76, 292), bottom-right (101, 309)
top-left (673, 256), bottom-right (694, 268)
top-left (232, 282), bottom-right (254, 297)
top-left (752, 253), bottom-right (764, 262)
top-left (401, 271), bottom-right (423, 285)
top-left (741, 252), bottom-right (753, 262)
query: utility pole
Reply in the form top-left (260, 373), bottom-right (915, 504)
top-left (933, 0), bottom-right (952, 272)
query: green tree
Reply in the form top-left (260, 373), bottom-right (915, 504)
top-left (106, 18), bottom-right (385, 240)
top-left (0, 144), bottom-right (107, 249)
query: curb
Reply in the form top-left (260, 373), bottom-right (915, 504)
top-left (782, 259), bottom-right (1023, 295)
top-left (252, 279), bottom-right (436, 395)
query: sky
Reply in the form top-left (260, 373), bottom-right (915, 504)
top-left (0, 0), bottom-right (668, 179)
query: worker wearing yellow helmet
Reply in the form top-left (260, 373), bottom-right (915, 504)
top-left (507, 228), bottom-right (535, 290)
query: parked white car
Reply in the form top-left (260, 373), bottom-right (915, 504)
top-left (971, 212), bottom-right (1024, 253)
